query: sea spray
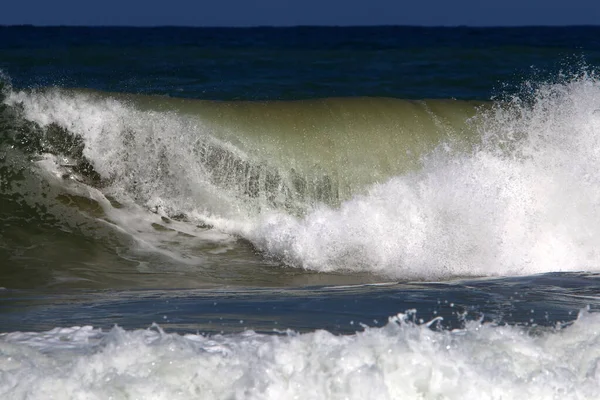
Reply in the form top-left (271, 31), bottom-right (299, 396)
top-left (3, 90), bottom-right (479, 216)
top-left (4, 74), bottom-right (600, 280)
top-left (247, 75), bottom-right (600, 278)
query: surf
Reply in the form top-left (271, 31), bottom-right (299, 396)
top-left (3, 71), bottom-right (600, 281)
top-left (2, 310), bottom-right (600, 400)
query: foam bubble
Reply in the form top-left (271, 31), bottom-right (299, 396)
top-left (1, 311), bottom-right (600, 399)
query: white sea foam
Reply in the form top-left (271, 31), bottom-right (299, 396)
top-left (6, 89), bottom-right (248, 220)
top-left (6, 74), bottom-right (600, 279)
top-left (247, 75), bottom-right (600, 278)
top-left (1, 311), bottom-right (599, 400)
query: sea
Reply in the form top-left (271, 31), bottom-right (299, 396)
top-left (2, 25), bottom-right (600, 399)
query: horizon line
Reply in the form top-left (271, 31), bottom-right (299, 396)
top-left (2, 23), bottom-right (600, 29)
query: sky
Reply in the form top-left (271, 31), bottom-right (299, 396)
top-left (1, 0), bottom-right (600, 27)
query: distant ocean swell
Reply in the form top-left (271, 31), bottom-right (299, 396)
top-left (2, 71), bottom-right (600, 280)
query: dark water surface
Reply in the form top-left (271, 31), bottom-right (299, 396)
top-left (2, 26), bottom-right (600, 100)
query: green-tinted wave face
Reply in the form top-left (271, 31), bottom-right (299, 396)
top-left (58, 91), bottom-right (483, 215)
top-left (160, 97), bottom-right (484, 206)
top-left (0, 86), bottom-right (483, 288)
top-left (5, 89), bottom-right (485, 215)
top-left (4, 73), bottom-right (600, 287)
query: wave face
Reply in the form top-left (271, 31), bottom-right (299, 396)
top-left (3, 90), bottom-right (479, 215)
top-left (1, 310), bottom-right (600, 400)
top-left (3, 73), bottom-right (600, 281)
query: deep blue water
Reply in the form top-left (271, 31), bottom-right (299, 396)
top-left (2, 26), bottom-right (600, 100)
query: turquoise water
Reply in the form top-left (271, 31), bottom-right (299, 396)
top-left (2, 26), bottom-right (600, 399)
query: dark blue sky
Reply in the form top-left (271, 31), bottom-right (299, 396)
top-left (2, 0), bottom-right (600, 26)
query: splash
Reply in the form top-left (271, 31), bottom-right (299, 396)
top-left (1, 311), bottom-right (600, 399)
top-left (246, 74), bottom-right (600, 278)
top-left (4, 73), bottom-right (600, 280)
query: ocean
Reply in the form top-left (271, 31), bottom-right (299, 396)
top-left (2, 25), bottom-right (600, 399)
